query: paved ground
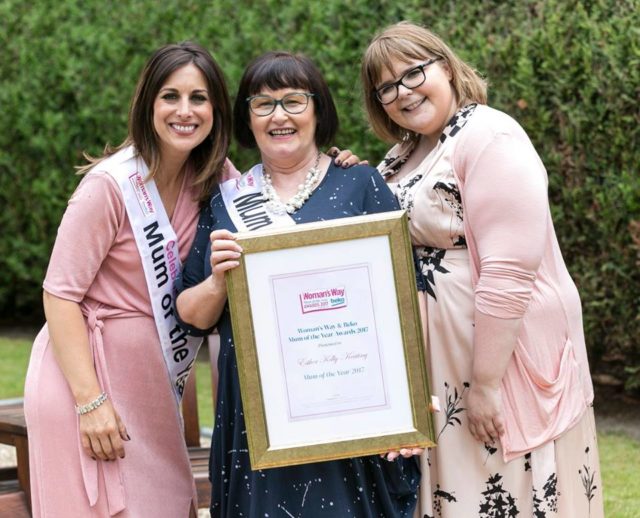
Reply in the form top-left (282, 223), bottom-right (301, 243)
top-left (593, 387), bottom-right (640, 441)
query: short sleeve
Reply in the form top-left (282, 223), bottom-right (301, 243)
top-left (362, 169), bottom-right (400, 214)
top-left (43, 172), bottom-right (123, 302)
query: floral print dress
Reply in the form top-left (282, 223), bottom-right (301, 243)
top-left (380, 105), bottom-right (603, 518)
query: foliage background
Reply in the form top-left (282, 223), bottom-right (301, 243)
top-left (0, 0), bottom-right (638, 391)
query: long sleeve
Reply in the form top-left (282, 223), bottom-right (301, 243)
top-left (459, 130), bottom-right (549, 319)
top-left (453, 106), bottom-right (593, 460)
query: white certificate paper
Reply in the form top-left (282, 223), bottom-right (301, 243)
top-left (244, 235), bottom-right (416, 450)
top-left (271, 264), bottom-right (388, 420)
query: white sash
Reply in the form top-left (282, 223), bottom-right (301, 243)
top-left (102, 146), bottom-right (201, 405)
top-left (219, 164), bottom-right (295, 232)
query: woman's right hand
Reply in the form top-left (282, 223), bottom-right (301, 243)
top-left (209, 229), bottom-right (242, 285)
top-left (327, 146), bottom-right (368, 167)
top-left (79, 399), bottom-right (129, 461)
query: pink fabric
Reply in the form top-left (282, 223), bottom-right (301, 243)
top-left (222, 157), bottom-right (241, 181)
top-left (23, 161), bottom-right (217, 516)
top-left (452, 105), bottom-right (594, 461)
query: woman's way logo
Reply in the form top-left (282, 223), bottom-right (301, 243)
top-left (299, 287), bottom-right (347, 314)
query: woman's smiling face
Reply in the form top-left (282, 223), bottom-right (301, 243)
top-left (153, 63), bottom-right (214, 164)
top-left (249, 87), bottom-right (317, 165)
top-left (377, 57), bottom-right (458, 142)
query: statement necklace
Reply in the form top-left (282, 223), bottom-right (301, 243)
top-left (262, 152), bottom-right (322, 214)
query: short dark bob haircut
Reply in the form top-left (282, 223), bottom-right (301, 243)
top-left (233, 51), bottom-right (339, 149)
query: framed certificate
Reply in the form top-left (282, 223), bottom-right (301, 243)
top-left (226, 210), bottom-right (435, 469)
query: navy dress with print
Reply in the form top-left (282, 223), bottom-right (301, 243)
top-left (178, 162), bottom-right (421, 518)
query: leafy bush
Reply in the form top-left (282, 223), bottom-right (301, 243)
top-left (0, 0), bottom-right (637, 391)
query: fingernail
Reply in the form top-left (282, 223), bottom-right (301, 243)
top-left (126, 434), bottom-right (131, 441)
top-left (335, 159), bottom-right (341, 166)
top-left (91, 456), bottom-right (97, 461)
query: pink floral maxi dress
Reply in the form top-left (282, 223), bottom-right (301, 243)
top-left (380, 104), bottom-right (604, 518)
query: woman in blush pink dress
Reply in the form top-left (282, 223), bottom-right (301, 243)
top-left (24, 42), bottom-right (236, 517)
top-left (361, 22), bottom-right (604, 518)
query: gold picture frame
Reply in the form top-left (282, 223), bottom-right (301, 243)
top-left (226, 210), bottom-right (435, 469)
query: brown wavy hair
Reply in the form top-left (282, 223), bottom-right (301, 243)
top-left (78, 41), bottom-right (231, 202)
top-left (361, 21), bottom-right (487, 144)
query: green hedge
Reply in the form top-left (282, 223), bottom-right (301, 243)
top-left (1, 0), bottom-right (638, 391)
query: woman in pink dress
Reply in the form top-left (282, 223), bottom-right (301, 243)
top-left (361, 22), bottom-right (604, 517)
top-left (24, 42), bottom-right (234, 517)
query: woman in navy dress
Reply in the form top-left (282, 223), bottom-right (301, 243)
top-left (176, 51), bottom-right (421, 517)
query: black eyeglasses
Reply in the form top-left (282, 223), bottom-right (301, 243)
top-left (375, 58), bottom-right (443, 105)
top-left (246, 92), bottom-right (315, 117)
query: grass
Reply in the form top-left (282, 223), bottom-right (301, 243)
top-left (599, 432), bottom-right (640, 517)
top-left (0, 337), bottom-right (31, 398)
top-left (195, 359), bottom-right (214, 429)
top-left (2, 337), bottom-right (639, 516)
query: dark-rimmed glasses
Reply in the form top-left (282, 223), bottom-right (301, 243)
top-left (246, 92), bottom-right (315, 117)
top-left (375, 58), bottom-right (443, 105)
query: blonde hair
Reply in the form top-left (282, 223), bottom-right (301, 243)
top-left (361, 21), bottom-right (487, 143)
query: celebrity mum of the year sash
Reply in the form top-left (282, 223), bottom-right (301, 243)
top-left (219, 164), bottom-right (296, 231)
top-left (104, 146), bottom-right (201, 405)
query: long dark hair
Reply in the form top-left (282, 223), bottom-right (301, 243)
top-left (79, 41), bottom-right (232, 201)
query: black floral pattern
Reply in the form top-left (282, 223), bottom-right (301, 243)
top-left (433, 181), bottom-right (466, 248)
top-left (437, 381), bottom-right (470, 440)
top-left (430, 485), bottom-right (458, 517)
top-left (483, 442), bottom-right (498, 464)
top-left (378, 147), bottom-right (411, 179)
top-left (579, 446), bottom-right (598, 517)
top-left (479, 473), bottom-right (520, 517)
top-left (439, 103), bottom-right (477, 144)
top-left (417, 247), bottom-right (450, 301)
top-left (397, 173), bottom-right (423, 216)
top-left (532, 473), bottom-right (559, 517)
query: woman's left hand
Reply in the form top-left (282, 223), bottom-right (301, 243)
top-left (466, 382), bottom-right (505, 444)
top-left (380, 447), bottom-right (424, 461)
top-left (327, 147), bottom-right (367, 167)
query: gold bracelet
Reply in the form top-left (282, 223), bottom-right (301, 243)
top-left (75, 392), bottom-right (108, 415)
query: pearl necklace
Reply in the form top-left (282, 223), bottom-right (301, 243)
top-left (262, 153), bottom-right (322, 214)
